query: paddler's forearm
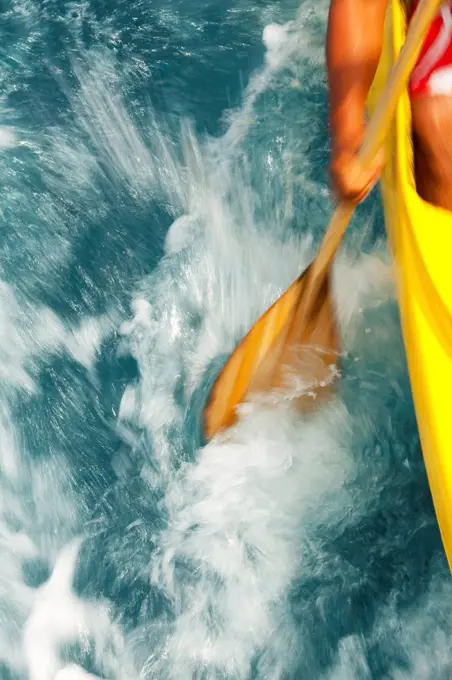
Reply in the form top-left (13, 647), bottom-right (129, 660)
top-left (326, 0), bottom-right (388, 156)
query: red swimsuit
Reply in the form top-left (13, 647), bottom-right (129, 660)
top-left (409, 0), bottom-right (452, 97)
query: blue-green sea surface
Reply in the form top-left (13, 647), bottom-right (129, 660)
top-left (0, 1), bottom-right (449, 678)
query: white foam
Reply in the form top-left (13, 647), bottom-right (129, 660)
top-left (24, 539), bottom-right (123, 680)
top-left (333, 247), bottom-right (395, 343)
top-left (263, 23), bottom-right (288, 51)
top-left (0, 281), bottom-right (117, 392)
top-left (164, 214), bottom-right (197, 254)
top-left (71, 55), bottom-right (156, 194)
top-left (262, 23), bottom-right (292, 69)
top-left (0, 126), bottom-right (16, 149)
top-left (24, 540), bottom-right (83, 680)
top-left (55, 665), bottom-right (101, 680)
top-left (325, 635), bottom-right (371, 680)
top-left (142, 403), bottom-right (353, 678)
top-left (64, 312), bottom-right (117, 371)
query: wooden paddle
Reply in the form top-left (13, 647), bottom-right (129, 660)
top-left (203, 0), bottom-right (443, 442)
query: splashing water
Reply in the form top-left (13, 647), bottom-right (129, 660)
top-left (0, 0), bottom-right (449, 678)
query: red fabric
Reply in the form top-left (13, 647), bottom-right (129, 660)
top-left (408, 1), bottom-right (452, 97)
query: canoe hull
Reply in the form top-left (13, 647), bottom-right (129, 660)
top-left (368, 0), bottom-right (452, 570)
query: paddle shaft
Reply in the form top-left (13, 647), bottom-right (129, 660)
top-left (307, 0), bottom-right (444, 291)
top-left (203, 0), bottom-right (445, 441)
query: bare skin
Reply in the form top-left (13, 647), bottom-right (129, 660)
top-left (326, 0), bottom-right (452, 211)
top-left (412, 96), bottom-right (452, 210)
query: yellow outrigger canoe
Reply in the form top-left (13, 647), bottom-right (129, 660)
top-left (368, 0), bottom-right (452, 570)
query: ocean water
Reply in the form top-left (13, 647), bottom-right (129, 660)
top-left (0, 0), bottom-right (450, 678)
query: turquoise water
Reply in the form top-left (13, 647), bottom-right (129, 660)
top-left (0, 0), bottom-right (450, 678)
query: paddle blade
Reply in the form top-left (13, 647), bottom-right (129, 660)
top-left (203, 267), bottom-right (340, 441)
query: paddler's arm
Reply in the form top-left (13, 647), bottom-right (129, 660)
top-left (326, 0), bottom-right (389, 202)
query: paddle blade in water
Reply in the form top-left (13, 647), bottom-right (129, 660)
top-left (203, 266), bottom-right (340, 441)
top-left (203, 0), bottom-right (444, 442)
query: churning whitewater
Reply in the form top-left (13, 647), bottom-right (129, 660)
top-left (0, 0), bottom-right (449, 678)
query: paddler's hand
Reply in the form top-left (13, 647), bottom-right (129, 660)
top-left (330, 148), bottom-right (385, 204)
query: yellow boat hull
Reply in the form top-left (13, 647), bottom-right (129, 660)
top-left (368, 0), bottom-right (452, 570)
